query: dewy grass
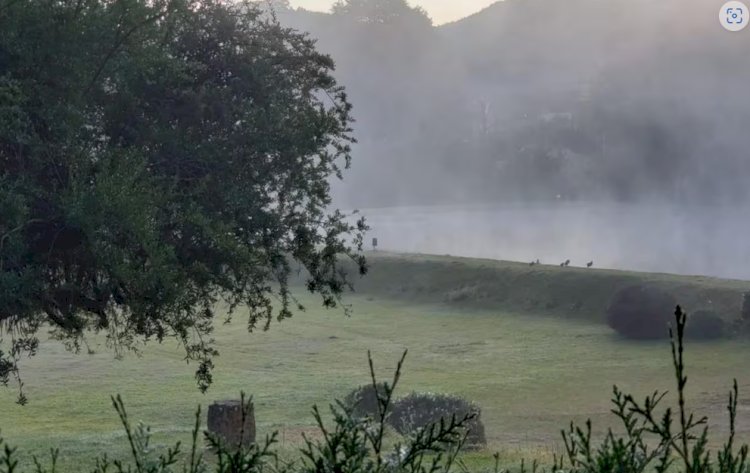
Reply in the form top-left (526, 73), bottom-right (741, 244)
top-left (5, 256), bottom-right (750, 470)
top-left (0, 350), bottom-right (475, 473)
top-left (2, 306), bottom-right (750, 473)
top-left (551, 306), bottom-right (748, 473)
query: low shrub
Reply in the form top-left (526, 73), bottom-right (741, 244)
top-left (738, 292), bottom-right (750, 336)
top-left (344, 382), bottom-right (390, 419)
top-left (742, 292), bottom-right (750, 323)
top-left (390, 393), bottom-right (486, 450)
top-left (685, 309), bottom-right (727, 340)
top-left (606, 285), bottom-right (677, 339)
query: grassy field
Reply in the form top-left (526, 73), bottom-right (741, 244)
top-left (3, 253), bottom-right (750, 471)
top-left (342, 253), bottom-right (750, 323)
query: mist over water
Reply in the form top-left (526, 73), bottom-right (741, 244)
top-left (276, 0), bottom-right (750, 280)
top-left (363, 202), bottom-right (750, 280)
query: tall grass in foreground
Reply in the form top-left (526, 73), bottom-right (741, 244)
top-left (1, 306), bottom-right (747, 473)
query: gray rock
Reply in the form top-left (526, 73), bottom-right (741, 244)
top-left (207, 399), bottom-right (256, 449)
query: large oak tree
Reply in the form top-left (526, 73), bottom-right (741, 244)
top-left (0, 0), bottom-right (366, 402)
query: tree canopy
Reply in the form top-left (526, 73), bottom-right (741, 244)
top-left (0, 0), bottom-right (366, 402)
top-left (331, 0), bottom-right (432, 27)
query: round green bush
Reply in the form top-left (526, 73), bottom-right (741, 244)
top-left (344, 383), bottom-right (389, 419)
top-left (606, 285), bottom-right (677, 340)
top-left (742, 292), bottom-right (750, 322)
top-left (389, 392), bottom-right (486, 450)
top-left (685, 309), bottom-right (727, 340)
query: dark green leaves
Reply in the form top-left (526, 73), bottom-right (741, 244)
top-left (0, 0), bottom-right (366, 399)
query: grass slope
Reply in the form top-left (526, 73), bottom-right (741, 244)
top-left (2, 253), bottom-right (750, 471)
top-left (349, 253), bottom-right (750, 323)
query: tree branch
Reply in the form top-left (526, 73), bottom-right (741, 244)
top-left (83, 4), bottom-right (176, 96)
top-left (0, 218), bottom-right (47, 269)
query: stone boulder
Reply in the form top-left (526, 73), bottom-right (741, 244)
top-left (207, 399), bottom-right (256, 448)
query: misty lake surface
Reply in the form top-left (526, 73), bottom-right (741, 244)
top-left (361, 202), bottom-right (750, 281)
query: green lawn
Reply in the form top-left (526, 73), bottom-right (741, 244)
top-left (2, 254), bottom-right (750, 471)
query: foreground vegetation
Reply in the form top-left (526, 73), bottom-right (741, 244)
top-left (4, 249), bottom-right (750, 471)
top-left (2, 304), bottom-right (749, 473)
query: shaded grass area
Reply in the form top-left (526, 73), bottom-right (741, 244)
top-left (2, 254), bottom-right (750, 471)
top-left (346, 253), bottom-right (750, 323)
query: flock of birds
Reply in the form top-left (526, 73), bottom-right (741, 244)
top-left (529, 259), bottom-right (594, 268)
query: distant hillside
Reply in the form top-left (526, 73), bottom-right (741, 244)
top-left (302, 252), bottom-right (750, 324)
top-left (440, 0), bottom-right (744, 106)
top-left (277, 1), bottom-right (750, 207)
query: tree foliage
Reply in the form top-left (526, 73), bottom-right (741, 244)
top-left (331, 0), bottom-right (432, 27)
top-left (0, 0), bottom-right (367, 401)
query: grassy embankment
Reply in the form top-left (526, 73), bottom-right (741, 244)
top-left (2, 253), bottom-right (750, 471)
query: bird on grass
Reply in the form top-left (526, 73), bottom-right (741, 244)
top-left (560, 259), bottom-right (570, 267)
top-left (587, 261), bottom-right (593, 268)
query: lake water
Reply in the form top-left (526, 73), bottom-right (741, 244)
top-left (360, 202), bottom-right (750, 281)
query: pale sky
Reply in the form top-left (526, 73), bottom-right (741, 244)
top-left (288, 0), bottom-right (500, 25)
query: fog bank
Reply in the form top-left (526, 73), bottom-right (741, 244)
top-left (363, 202), bottom-right (750, 280)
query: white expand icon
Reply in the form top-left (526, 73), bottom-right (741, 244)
top-left (720, 1), bottom-right (749, 31)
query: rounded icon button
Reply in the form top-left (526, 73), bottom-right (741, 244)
top-left (720, 1), bottom-right (749, 31)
